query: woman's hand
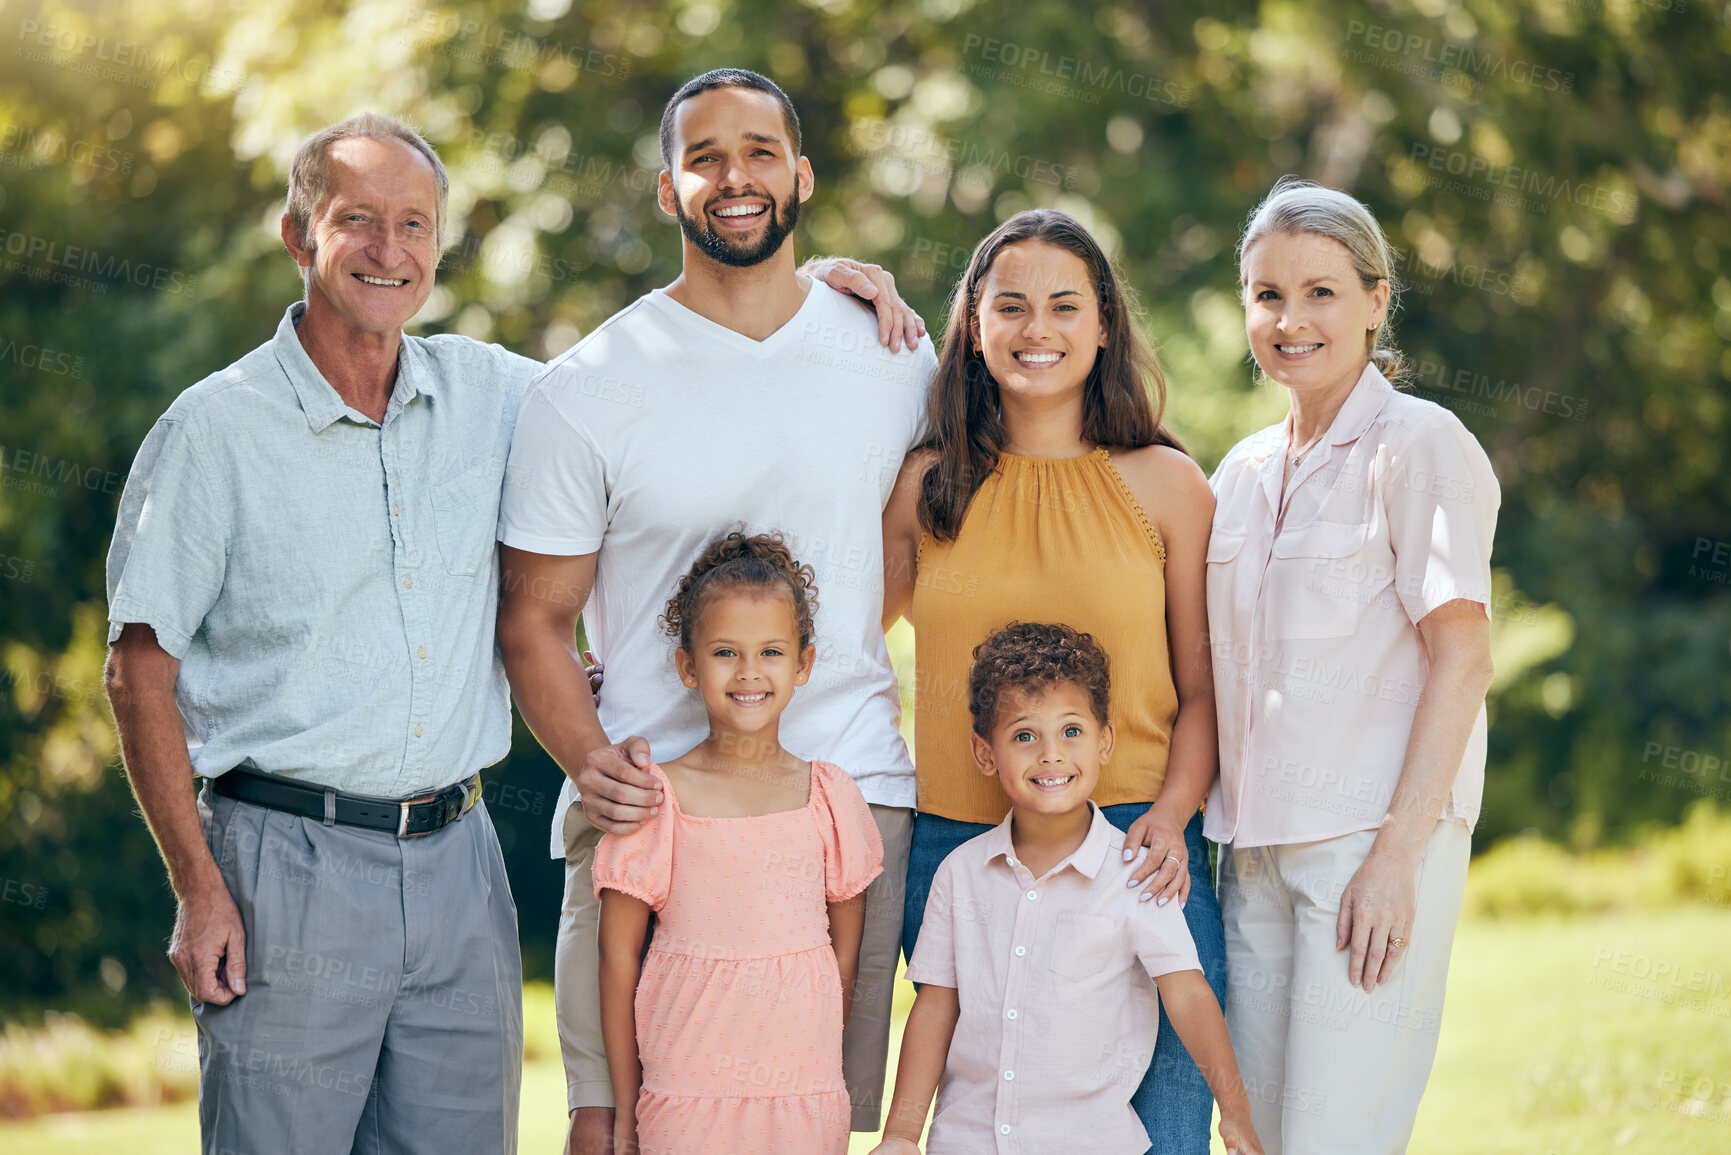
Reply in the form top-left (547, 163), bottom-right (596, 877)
top-left (1335, 844), bottom-right (1421, 991)
top-left (1218, 1111), bottom-right (1264, 1155)
top-left (1123, 805), bottom-right (1192, 907)
top-left (866, 1140), bottom-right (923, 1155)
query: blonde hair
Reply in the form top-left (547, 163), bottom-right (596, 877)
top-left (285, 114), bottom-right (450, 258)
top-left (1237, 176), bottom-right (1406, 381)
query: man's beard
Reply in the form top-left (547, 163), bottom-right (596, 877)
top-left (674, 182), bottom-right (800, 268)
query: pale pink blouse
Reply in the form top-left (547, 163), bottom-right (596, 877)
top-left (1205, 365), bottom-right (1499, 848)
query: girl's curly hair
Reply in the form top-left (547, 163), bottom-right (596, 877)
top-left (661, 530), bottom-right (820, 653)
top-left (967, 621), bottom-right (1111, 737)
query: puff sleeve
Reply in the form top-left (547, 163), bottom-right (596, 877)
top-left (811, 761), bottom-right (884, 903)
top-left (591, 765), bottom-right (676, 910)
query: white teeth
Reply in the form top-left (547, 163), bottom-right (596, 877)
top-left (714, 205), bottom-right (766, 218)
top-left (1277, 343), bottom-right (1321, 354)
top-left (1033, 776), bottom-right (1073, 787)
top-left (357, 274), bottom-right (407, 286)
top-left (1016, 351), bottom-right (1062, 365)
top-left (730, 692), bottom-right (768, 703)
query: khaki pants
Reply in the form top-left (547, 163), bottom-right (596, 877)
top-left (556, 800), bottom-right (912, 1132)
top-left (1219, 821), bottom-right (1470, 1155)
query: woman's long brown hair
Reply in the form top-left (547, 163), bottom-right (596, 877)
top-left (918, 209), bottom-right (1184, 541)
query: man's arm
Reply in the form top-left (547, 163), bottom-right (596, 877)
top-left (801, 257), bottom-right (927, 353)
top-left (104, 623), bottom-right (247, 1004)
top-left (496, 546), bottom-right (661, 833)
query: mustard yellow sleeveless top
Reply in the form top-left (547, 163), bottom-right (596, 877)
top-left (912, 447), bottom-right (1179, 823)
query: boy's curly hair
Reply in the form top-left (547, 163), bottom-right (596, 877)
top-left (967, 621), bottom-right (1111, 737)
top-left (661, 530), bottom-right (820, 653)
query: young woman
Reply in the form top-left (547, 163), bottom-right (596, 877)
top-left (881, 210), bottom-right (1224, 1152)
top-left (1207, 177), bottom-right (1498, 1152)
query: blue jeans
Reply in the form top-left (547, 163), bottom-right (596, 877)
top-left (902, 806), bottom-right (1225, 1155)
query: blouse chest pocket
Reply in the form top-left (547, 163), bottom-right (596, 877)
top-left (1050, 911), bottom-right (1119, 983)
top-left (1267, 520), bottom-right (1375, 640)
top-left (431, 461), bottom-right (498, 578)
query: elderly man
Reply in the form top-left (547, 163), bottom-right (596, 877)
top-left (104, 114), bottom-right (535, 1153)
top-left (104, 111), bottom-right (915, 1154)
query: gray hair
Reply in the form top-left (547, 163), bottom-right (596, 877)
top-left (285, 114), bottom-right (450, 257)
top-left (1237, 176), bottom-right (1405, 380)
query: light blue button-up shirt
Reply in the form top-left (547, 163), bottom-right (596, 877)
top-left (106, 303), bottom-right (536, 796)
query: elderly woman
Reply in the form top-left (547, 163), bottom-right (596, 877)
top-left (1206, 178), bottom-right (1498, 1153)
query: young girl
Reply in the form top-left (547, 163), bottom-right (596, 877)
top-left (594, 531), bottom-right (884, 1155)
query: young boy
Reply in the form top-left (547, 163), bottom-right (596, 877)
top-left (871, 622), bottom-right (1262, 1155)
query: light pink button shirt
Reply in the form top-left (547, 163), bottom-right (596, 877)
top-left (906, 803), bottom-right (1201, 1155)
top-left (1205, 364), bottom-right (1500, 848)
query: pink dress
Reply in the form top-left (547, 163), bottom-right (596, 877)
top-left (593, 759), bottom-right (884, 1155)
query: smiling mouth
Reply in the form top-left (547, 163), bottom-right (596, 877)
top-left (1030, 774), bottom-right (1076, 789)
top-left (355, 274), bottom-right (409, 287)
top-left (1015, 350), bottom-right (1064, 368)
top-left (1274, 342), bottom-right (1321, 355)
top-left (728, 690), bottom-right (770, 705)
top-left (712, 203), bottom-right (768, 221)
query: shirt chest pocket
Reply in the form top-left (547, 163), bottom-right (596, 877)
top-left (1267, 520), bottom-right (1374, 639)
top-left (431, 462), bottom-right (497, 578)
top-left (1050, 911), bottom-right (1119, 983)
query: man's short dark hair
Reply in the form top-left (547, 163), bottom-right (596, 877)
top-left (658, 68), bottom-right (802, 170)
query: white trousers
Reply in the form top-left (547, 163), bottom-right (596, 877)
top-left (1219, 821), bottom-right (1470, 1155)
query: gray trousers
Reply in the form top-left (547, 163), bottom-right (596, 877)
top-left (195, 785), bottom-right (524, 1155)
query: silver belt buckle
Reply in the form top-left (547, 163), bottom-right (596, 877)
top-left (397, 799), bottom-right (413, 837)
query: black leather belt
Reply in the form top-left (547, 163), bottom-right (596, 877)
top-left (211, 767), bottom-right (482, 838)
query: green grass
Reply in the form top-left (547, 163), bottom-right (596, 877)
top-left (6, 906), bottom-right (1728, 1153)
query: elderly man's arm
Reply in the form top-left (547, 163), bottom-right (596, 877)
top-left (105, 622), bottom-right (247, 1005)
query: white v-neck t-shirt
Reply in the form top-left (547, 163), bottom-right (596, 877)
top-left (498, 281), bottom-right (936, 856)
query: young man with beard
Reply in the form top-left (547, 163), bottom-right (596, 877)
top-left (496, 69), bottom-right (935, 1154)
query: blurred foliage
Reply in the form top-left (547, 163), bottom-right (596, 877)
top-left (1, 0), bottom-right (1728, 1017)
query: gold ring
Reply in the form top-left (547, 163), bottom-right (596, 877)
top-left (1389, 937), bottom-right (1408, 949)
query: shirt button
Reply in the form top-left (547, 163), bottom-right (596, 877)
top-left (414, 725), bottom-right (424, 737)
top-left (1006, 1009), bottom-right (1018, 1020)
top-left (1003, 1070), bottom-right (1014, 1081)
top-left (1014, 946), bottom-right (1026, 957)
top-left (1000, 1124), bottom-right (1011, 1135)
top-left (417, 647), bottom-right (428, 659)
top-left (392, 504), bottom-right (400, 516)
top-left (403, 577), bottom-right (413, 589)
top-left (1026, 890), bottom-right (1037, 900)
